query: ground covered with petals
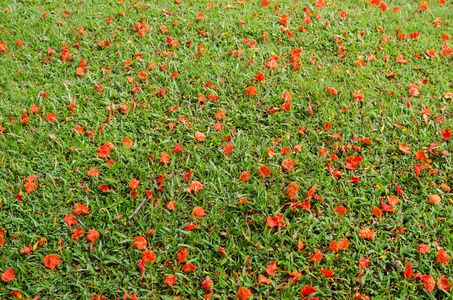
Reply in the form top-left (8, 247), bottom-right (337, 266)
top-left (1, 0), bottom-right (453, 299)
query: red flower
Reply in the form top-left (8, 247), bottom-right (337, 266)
top-left (301, 285), bottom-right (317, 296)
top-left (441, 128), bottom-right (452, 140)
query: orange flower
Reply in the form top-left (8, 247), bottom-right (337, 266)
top-left (339, 239), bottom-right (351, 250)
top-left (138, 71), bottom-right (147, 79)
top-left (176, 247), bottom-right (188, 264)
top-left (223, 144), bottom-right (234, 155)
top-left (169, 70), bottom-right (178, 79)
top-left (46, 112), bottom-right (56, 123)
top-left (404, 262), bottom-right (412, 278)
top-left (188, 181), bottom-right (203, 193)
top-left (64, 214), bottom-right (77, 231)
top-left (193, 206), bottom-right (207, 218)
top-left (278, 14), bottom-right (289, 25)
top-left (280, 101), bottom-right (291, 111)
top-left (76, 67), bottom-right (85, 76)
top-left (435, 250), bottom-right (450, 265)
top-left (245, 86), bottom-right (257, 95)
top-left (372, 206), bottom-right (382, 218)
top-left (297, 239), bottom-right (304, 252)
top-left (414, 164), bottom-right (426, 178)
top-left (440, 183), bottom-right (451, 192)
top-left (327, 240), bottom-right (340, 253)
top-left (216, 109), bottom-right (226, 120)
top-left (258, 165), bottom-right (271, 179)
top-left (420, 1), bottom-right (428, 9)
top-left (184, 221), bottom-right (203, 231)
top-left (164, 275), bottom-right (177, 288)
top-left (237, 286), bottom-right (252, 300)
top-left (387, 196), bottom-right (399, 205)
top-left (182, 263), bottom-right (196, 272)
top-left (196, 12), bottom-right (206, 19)
top-left (93, 85), bottom-right (103, 94)
top-left (266, 214), bottom-right (286, 229)
top-left (356, 60), bottom-right (364, 67)
top-left (142, 250), bottom-right (156, 263)
top-left (422, 275), bottom-right (435, 292)
top-left (417, 244), bottom-right (429, 253)
top-left (427, 194), bottom-right (441, 205)
top-left (123, 292), bottom-right (138, 300)
top-left (239, 172), bottom-right (250, 183)
top-left (20, 114), bottom-right (30, 124)
top-left (129, 178), bottom-right (140, 191)
top-left (97, 142), bottom-right (114, 158)
top-left (232, 197), bottom-right (247, 205)
top-left (43, 254), bottom-right (61, 271)
top-left (359, 256), bottom-right (371, 269)
top-left (438, 275), bottom-right (451, 291)
top-left (160, 152), bottom-right (170, 164)
top-left (266, 148), bottom-right (275, 158)
top-left (258, 274), bottom-right (271, 284)
top-left (265, 261), bottom-right (277, 276)
top-left (24, 181), bottom-right (37, 194)
top-left (399, 144), bottom-right (411, 153)
top-left (334, 205), bottom-right (347, 216)
top-left (87, 168), bottom-right (100, 177)
top-left (282, 159), bottom-right (296, 171)
top-left (122, 137), bottom-right (132, 148)
top-left (133, 236), bottom-right (147, 249)
top-left (328, 87), bottom-right (338, 95)
top-left (309, 250), bottom-right (323, 263)
top-left (86, 230), bottom-right (100, 249)
top-left (194, 131), bottom-right (206, 141)
top-left (98, 184), bottom-right (110, 192)
top-left (426, 49), bottom-right (436, 58)
top-left (350, 174), bottom-right (361, 183)
top-left (10, 291), bottom-right (23, 299)
top-left (202, 279), bottom-right (213, 291)
top-left (74, 124), bottom-right (85, 134)
top-left (72, 227), bottom-right (84, 241)
top-left (353, 92), bottom-right (364, 100)
top-left (287, 182), bottom-right (298, 199)
top-left (167, 201), bottom-right (176, 210)
top-left (358, 227), bottom-right (375, 240)
top-left (282, 91), bottom-right (292, 101)
top-left (307, 184), bottom-right (318, 198)
top-left (301, 285), bottom-right (316, 296)
top-left (319, 269), bottom-right (334, 278)
top-left (1, 268), bottom-right (15, 282)
top-left (148, 62), bottom-right (156, 69)
top-left (256, 71), bottom-right (265, 81)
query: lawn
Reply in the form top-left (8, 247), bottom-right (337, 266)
top-left (1, 0), bottom-right (452, 299)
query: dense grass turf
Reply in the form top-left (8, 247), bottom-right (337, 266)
top-left (1, 0), bottom-right (453, 299)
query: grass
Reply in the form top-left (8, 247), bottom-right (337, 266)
top-left (0, 0), bottom-right (453, 299)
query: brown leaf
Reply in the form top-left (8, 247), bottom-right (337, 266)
top-left (254, 242), bottom-right (263, 250)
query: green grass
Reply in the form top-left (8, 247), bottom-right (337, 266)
top-left (1, 0), bottom-right (453, 299)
